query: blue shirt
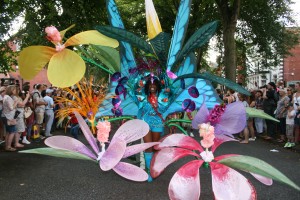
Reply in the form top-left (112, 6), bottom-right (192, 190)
top-left (43, 96), bottom-right (54, 110)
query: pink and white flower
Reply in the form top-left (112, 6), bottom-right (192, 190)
top-left (151, 133), bottom-right (276, 200)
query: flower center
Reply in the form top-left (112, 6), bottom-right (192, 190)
top-left (97, 143), bottom-right (106, 161)
top-left (200, 151), bottom-right (214, 162)
top-left (55, 43), bottom-right (65, 52)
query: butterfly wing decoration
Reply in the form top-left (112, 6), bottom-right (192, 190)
top-left (106, 0), bottom-right (136, 77)
top-left (96, 0), bottom-right (140, 118)
top-left (163, 53), bottom-right (220, 119)
top-left (165, 0), bottom-right (192, 78)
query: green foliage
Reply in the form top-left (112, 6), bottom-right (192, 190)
top-left (20, 147), bottom-right (96, 162)
top-left (0, 0), bottom-right (298, 78)
top-left (174, 72), bottom-right (251, 95)
top-left (95, 26), bottom-right (154, 54)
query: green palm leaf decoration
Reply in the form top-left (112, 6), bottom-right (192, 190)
top-left (90, 44), bottom-right (120, 73)
top-left (246, 107), bottom-right (279, 122)
top-left (95, 26), bottom-right (154, 54)
top-left (175, 21), bottom-right (218, 65)
top-left (149, 32), bottom-right (171, 65)
top-left (174, 72), bottom-right (251, 96)
top-left (218, 155), bottom-right (300, 191)
top-left (19, 148), bottom-right (95, 162)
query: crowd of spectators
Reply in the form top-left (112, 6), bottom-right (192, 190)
top-left (219, 81), bottom-right (300, 147)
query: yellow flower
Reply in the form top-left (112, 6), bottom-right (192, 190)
top-left (18, 25), bottom-right (119, 88)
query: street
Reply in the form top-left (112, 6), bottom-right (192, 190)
top-left (0, 128), bottom-right (300, 200)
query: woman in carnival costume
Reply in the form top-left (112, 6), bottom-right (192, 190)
top-left (136, 76), bottom-right (168, 182)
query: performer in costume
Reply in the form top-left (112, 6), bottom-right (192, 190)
top-left (137, 78), bottom-right (167, 182)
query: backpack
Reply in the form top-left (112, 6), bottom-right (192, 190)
top-left (32, 92), bottom-right (41, 109)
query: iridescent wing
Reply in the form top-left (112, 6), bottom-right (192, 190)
top-left (96, 81), bottom-right (139, 117)
top-left (163, 53), bottom-right (221, 119)
top-left (106, 0), bottom-right (136, 77)
top-left (166, 0), bottom-right (192, 77)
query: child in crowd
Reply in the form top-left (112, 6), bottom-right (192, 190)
top-left (285, 103), bottom-right (296, 148)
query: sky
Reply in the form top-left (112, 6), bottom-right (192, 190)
top-left (292, 0), bottom-right (300, 25)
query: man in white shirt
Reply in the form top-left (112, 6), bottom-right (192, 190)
top-left (43, 89), bottom-right (55, 137)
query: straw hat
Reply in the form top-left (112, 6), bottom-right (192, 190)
top-left (0, 86), bottom-right (6, 93)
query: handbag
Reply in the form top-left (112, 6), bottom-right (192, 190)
top-left (7, 118), bottom-right (17, 125)
top-left (24, 107), bottom-right (33, 119)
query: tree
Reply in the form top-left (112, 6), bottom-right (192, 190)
top-left (116, 0), bottom-right (299, 82)
top-left (1, 0), bottom-right (298, 82)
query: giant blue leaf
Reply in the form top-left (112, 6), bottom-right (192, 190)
top-left (166, 0), bottom-right (192, 72)
top-left (106, 0), bottom-right (136, 77)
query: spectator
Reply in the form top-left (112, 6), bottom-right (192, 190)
top-left (32, 84), bottom-right (48, 138)
top-left (13, 87), bottom-right (30, 145)
top-left (275, 88), bottom-right (290, 143)
top-left (2, 85), bottom-right (18, 151)
top-left (0, 86), bottom-right (6, 144)
top-left (69, 113), bottom-right (80, 139)
top-left (182, 110), bottom-right (197, 137)
top-left (239, 93), bottom-right (255, 143)
top-left (262, 82), bottom-right (278, 140)
top-left (24, 95), bottom-right (35, 143)
top-left (254, 90), bottom-right (265, 135)
top-left (285, 103), bottom-right (296, 148)
top-left (44, 89), bottom-right (55, 137)
top-left (287, 87), bottom-right (294, 100)
top-left (292, 82), bottom-right (300, 144)
top-left (216, 88), bottom-right (223, 100)
top-left (223, 89), bottom-right (235, 104)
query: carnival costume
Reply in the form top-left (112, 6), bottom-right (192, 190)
top-left (17, 0), bottom-right (299, 199)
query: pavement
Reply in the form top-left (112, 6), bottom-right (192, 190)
top-left (0, 128), bottom-right (300, 200)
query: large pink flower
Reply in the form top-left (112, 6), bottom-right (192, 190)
top-left (150, 134), bottom-right (284, 200)
top-left (45, 111), bottom-right (159, 182)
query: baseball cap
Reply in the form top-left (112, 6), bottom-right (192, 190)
top-left (46, 89), bottom-right (53, 94)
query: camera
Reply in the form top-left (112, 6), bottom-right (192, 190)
top-left (259, 85), bottom-right (267, 89)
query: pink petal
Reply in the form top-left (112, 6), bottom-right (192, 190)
top-left (211, 135), bottom-right (237, 152)
top-left (113, 119), bottom-right (149, 143)
top-left (151, 147), bottom-right (200, 178)
top-left (210, 162), bottom-right (257, 200)
top-left (168, 160), bottom-right (203, 200)
top-left (113, 161), bottom-right (148, 182)
top-left (45, 136), bottom-right (96, 160)
top-left (167, 70), bottom-right (178, 79)
top-left (155, 134), bottom-right (203, 152)
top-left (74, 112), bottom-right (99, 154)
top-left (192, 102), bottom-right (209, 129)
top-left (122, 142), bottom-right (160, 158)
top-left (250, 173), bottom-right (273, 186)
top-left (100, 138), bottom-right (126, 171)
